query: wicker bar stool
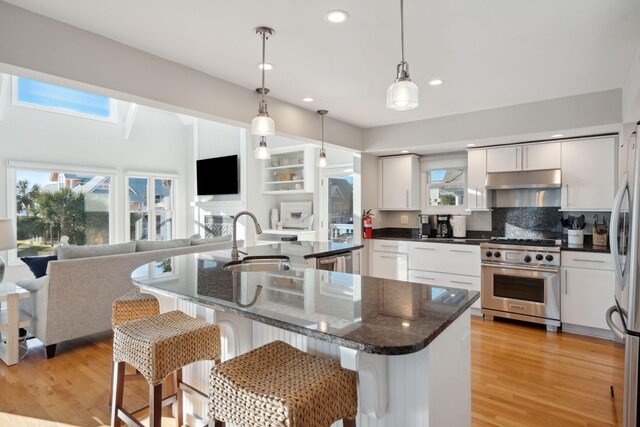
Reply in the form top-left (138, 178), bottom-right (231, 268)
top-left (111, 310), bottom-right (221, 427)
top-left (108, 290), bottom-right (161, 409)
top-left (209, 340), bottom-right (358, 427)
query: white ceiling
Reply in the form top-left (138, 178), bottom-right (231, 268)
top-left (6, 0), bottom-right (640, 129)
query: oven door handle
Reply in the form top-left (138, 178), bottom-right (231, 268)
top-left (481, 263), bottom-right (560, 273)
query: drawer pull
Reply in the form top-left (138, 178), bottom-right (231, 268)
top-left (415, 247), bottom-right (435, 251)
top-left (414, 276), bottom-right (436, 280)
top-left (381, 244), bottom-right (400, 247)
top-left (380, 255), bottom-right (402, 259)
top-left (571, 259), bottom-right (605, 263)
top-left (450, 280), bottom-right (472, 285)
top-left (450, 249), bottom-right (473, 254)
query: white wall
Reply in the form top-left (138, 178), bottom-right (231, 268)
top-left (0, 2), bottom-right (363, 153)
top-left (623, 42), bottom-right (640, 122)
top-left (363, 90), bottom-right (622, 154)
top-left (0, 83), bottom-right (190, 281)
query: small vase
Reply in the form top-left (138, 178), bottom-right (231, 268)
top-left (270, 209), bottom-right (279, 229)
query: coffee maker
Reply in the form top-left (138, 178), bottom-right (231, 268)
top-left (436, 214), bottom-right (452, 238)
top-left (418, 215), bottom-right (433, 238)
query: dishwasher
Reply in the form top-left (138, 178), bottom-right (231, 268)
top-left (314, 251), bottom-right (353, 273)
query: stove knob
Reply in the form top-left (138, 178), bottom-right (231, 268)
top-left (536, 254), bottom-right (544, 261)
top-left (485, 251), bottom-right (493, 257)
top-left (494, 252), bottom-right (501, 258)
top-left (524, 255), bottom-right (532, 263)
top-left (545, 255), bottom-right (554, 262)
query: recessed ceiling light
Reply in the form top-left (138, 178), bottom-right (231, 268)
top-left (466, 143), bottom-right (476, 147)
top-left (400, 150), bottom-right (410, 154)
top-left (302, 97), bottom-right (315, 102)
top-left (257, 62), bottom-right (274, 71)
top-left (325, 10), bottom-right (349, 23)
top-left (429, 79), bottom-right (444, 86)
top-left (552, 134), bottom-right (564, 138)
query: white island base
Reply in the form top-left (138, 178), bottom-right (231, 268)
top-left (148, 294), bottom-right (472, 427)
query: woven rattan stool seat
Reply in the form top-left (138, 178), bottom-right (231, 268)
top-left (209, 340), bottom-right (357, 427)
top-left (111, 289), bottom-right (160, 328)
top-left (113, 310), bottom-right (221, 386)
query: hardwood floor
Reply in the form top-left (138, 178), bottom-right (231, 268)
top-left (0, 317), bottom-right (625, 426)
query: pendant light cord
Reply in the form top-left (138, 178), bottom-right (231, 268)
top-left (261, 31), bottom-right (266, 105)
top-left (400, 0), bottom-right (405, 64)
top-left (321, 113), bottom-right (325, 151)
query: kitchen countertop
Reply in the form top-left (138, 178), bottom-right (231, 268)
top-left (560, 240), bottom-right (610, 254)
top-left (131, 248), bottom-right (479, 356)
top-left (240, 241), bottom-right (363, 259)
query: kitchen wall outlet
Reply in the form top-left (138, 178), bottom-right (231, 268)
top-left (400, 215), bottom-right (408, 224)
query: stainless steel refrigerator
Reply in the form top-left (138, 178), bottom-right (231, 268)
top-left (608, 121), bottom-right (640, 426)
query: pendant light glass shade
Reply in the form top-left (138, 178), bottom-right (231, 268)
top-left (387, 0), bottom-right (419, 110)
top-left (255, 136), bottom-right (271, 159)
top-left (386, 78), bottom-right (419, 110)
top-left (317, 109), bottom-right (328, 168)
top-left (251, 113), bottom-right (275, 136)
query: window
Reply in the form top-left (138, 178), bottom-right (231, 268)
top-left (13, 77), bottom-right (116, 121)
top-left (127, 176), bottom-right (176, 277)
top-left (426, 168), bottom-right (466, 208)
top-left (12, 167), bottom-right (113, 258)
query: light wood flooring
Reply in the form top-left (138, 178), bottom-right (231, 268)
top-left (0, 317), bottom-right (625, 426)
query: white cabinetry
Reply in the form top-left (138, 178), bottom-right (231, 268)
top-left (379, 155), bottom-right (420, 210)
top-left (262, 146), bottom-right (316, 195)
top-left (467, 149), bottom-right (490, 210)
top-left (561, 252), bottom-right (616, 335)
top-left (486, 142), bottom-right (561, 173)
top-left (408, 242), bottom-right (481, 313)
top-left (370, 240), bottom-right (408, 281)
top-left (561, 137), bottom-right (616, 211)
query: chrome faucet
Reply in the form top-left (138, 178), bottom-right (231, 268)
top-left (231, 210), bottom-right (263, 260)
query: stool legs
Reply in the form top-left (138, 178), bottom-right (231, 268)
top-left (111, 361), bottom-right (126, 427)
top-left (149, 383), bottom-right (162, 427)
top-left (174, 369), bottom-right (183, 426)
top-left (343, 418), bottom-right (357, 427)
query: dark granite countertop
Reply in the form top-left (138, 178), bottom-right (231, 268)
top-left (373, 236), bottom-right (489, 246)
top-left (240, 241), bottom-right (364, 259)
top-left (132, 247), bottom-right (479, 356)
top-left (372, 227), bottom-right (493, 245)
top-left (560, 239), bottom-right (610, 254)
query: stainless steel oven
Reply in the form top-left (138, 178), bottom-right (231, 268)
top-left (480, 239), bottom-right (561, 332)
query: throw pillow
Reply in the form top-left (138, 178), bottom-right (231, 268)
top-left (20, 255), bottom-right (57, 278)
top-left (57, 242), bottom-right (137, 260)
top-left (135, 239), bottom-right (191, 252)
top-left (190, 235), bottom-right (232, 246)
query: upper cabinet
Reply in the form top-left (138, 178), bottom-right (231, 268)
top-left (486, 143), bottom-right (561, 172)
top-left (262, 146), bottom-right (316, 194)
top-left (561, 137), bottom-right (616, 211)
top-left (467, 149), bottom-right (490, 210)
top-left (379, 154), bottom-right (420, 210)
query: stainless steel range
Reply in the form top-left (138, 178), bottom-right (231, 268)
top-left (480, 238), bottom-right (561, 332)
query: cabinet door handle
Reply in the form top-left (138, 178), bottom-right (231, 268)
top-left (415, 247), bottom-right (435, 251)
top-left (381, 244), bottom-right (399, 248)
top-left (450, 249), bottom-right (473, 254)
top-left (451, 280), bottom-right (472, 285)
top-left (475, 187), bottom-right (478, 208)
top-left (525, 146), bottom-right (528, 169)
top-left (415, 276), bottom-right (435, 280)
top-left (564, 269), bottom-right (568, 295)
top-left (565, 184), bottom-right (569, 207)
top-left (381, 255), bottom-right (402, 259)
top-left (406, 190), bottom-right (409, 208)
top-left (572, 259), bottom-right (606, 263)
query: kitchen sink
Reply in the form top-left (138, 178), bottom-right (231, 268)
top-left (223, 257), bottom-right (292, 273)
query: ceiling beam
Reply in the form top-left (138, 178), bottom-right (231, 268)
top-left (122, 102), bottom-right (138, 140)
top-left (0, 73), bottom-right (9, 121)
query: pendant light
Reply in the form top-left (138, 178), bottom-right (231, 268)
top-left (386, 0), bottom-right (419, 110)
top-left (317, 110), bottom-right (328, 168)
top-left (255, 136), bottom-right (271, 160)
top-left (252, 26), bottom-right (275, 161)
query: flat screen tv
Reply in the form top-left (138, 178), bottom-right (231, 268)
top-left (196, 155), bottom-right (239, 195)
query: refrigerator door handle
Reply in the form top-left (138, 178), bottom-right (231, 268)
top-left (606, 305), bottom-right (625, 341)
top-left (610, 173), bottom-right (628, 290)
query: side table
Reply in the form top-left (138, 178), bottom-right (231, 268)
top-left (0, 282), bottom-right (31, 366)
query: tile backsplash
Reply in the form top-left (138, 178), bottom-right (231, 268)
top-left (492, 207), bottom-right (563, 239)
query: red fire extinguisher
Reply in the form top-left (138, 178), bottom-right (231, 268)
top-left (363, 209), bottom-right (373, 239)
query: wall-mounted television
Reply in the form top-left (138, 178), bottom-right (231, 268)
top-left (196, 155), bottom-right (239, 195)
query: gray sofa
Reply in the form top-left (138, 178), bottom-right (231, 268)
top-left (16, 237), bottom-right (238, 358)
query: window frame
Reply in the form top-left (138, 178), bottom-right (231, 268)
top-left (125, 173), bottom-right (178, 279)
top-left (6, 160), bottom-right (118, 266)
top-left (12, 76), bottom-right (118, 123)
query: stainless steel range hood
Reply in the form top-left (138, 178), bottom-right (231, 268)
top-left (485, 169), bottom-right (562, 190)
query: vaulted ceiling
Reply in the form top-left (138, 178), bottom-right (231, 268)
top-left (6, 0), bottom-right (640, 129)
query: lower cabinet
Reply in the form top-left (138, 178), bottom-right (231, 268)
top-left (409, 270), bottom-right (481, 310)
top-left (371, 240), bottom-right (408, 281)
top-left (560, 266), bottom-right (615, 331)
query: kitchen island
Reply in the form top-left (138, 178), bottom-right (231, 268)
top-left (132, 244), bottom-right (478, 427)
